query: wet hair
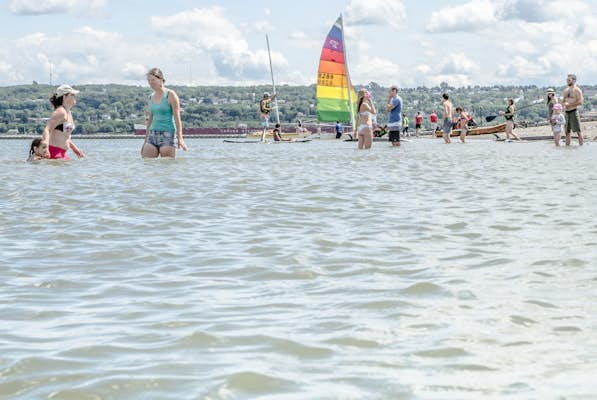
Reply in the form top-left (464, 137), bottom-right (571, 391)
top-left (507, 98), bottom-right (514, 106)
top-left (357, 89), bottom-right (368, 111)
top-left (29, 137), bottom-right (43, 157)
top-left (442, 93), bottom-right (449, 100)
top-left (49, 93), bottom-right (64, 109)
top-left (357, 97), bottom-right (365, 112)
top-left (147, 67), bottom-right (165, 83)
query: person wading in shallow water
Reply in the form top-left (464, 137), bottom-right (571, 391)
top-left (499, 99), bottom-right (521, 141)
top-left (562, 73), bottom-right (584, 146)
top-left (441, 93), bottom-right (453, 143)
top-left (142, 68), bottom-right (188, 158)
top-left (356, 88), bottom-right (376, 150)
top-left (385, 85), bottom-right (403, 147)
top-left (42, 84), bottom-right (85, 159)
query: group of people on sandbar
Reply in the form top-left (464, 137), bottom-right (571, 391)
top-left (28, 68), bottom-right (188, 162)
top-left (352, 73), bottom-right (586, 149)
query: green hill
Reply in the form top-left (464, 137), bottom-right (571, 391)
top-left (1, 82), bottom-right (595, 134)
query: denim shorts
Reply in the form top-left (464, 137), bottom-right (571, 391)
top-left (148, 130), bottom-right (177, 148)
top-left (260, 114), bottom-right (270, 128)
top-left (443, 119), bottom-right (452, 134)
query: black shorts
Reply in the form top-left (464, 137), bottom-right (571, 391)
top-left (415, 123), bottom-right (421, 129)
top-left (389, 130), bottom-right (400, 142)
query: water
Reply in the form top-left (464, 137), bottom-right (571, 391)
top-left (1, 138), bottom-right (596, 399)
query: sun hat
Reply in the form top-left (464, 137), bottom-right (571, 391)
top-left (55, 84), bottom-right (79, 97)
top-left (546, 88), bottom-right (555, 93)
top-left (553, 103), bottom-right (562, 110)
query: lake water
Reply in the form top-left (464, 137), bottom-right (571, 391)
top-left (1, 137), bottom-right (596, 399)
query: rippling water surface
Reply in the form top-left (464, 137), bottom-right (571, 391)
top-left (1, 138), bottom-right (596, 399)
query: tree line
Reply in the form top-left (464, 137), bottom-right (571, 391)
top-left (0, 82), bottom-right (595, 134)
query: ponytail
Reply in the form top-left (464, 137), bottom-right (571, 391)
top-left (49, 93), bottom-right (64, 109)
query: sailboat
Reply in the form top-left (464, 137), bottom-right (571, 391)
top-left (235, 34), bottom-right (312, 144)
top-left (315, 14), bottom-right (356, 139)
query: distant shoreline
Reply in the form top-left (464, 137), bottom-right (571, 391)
top-left (2, 121), bottom-right (595, 140)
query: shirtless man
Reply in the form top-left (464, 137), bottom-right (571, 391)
top-left (441, 93), bottom-right (453, 144)
top-left (562, 74), bottom-right (584, 146)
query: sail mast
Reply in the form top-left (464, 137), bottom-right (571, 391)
top-left (339, 14), bottom-right (355, 133)
top-left (266, 33), bottom-right (280, 125)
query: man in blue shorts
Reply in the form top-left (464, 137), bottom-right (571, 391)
top-left (385, 86), bottom-right (403, 147)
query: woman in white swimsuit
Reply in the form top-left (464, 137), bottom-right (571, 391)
top-left (356, 88), bottom-right (376, 149)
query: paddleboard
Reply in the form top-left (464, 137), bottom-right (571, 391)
top-left (270, 139), bottom-right (312, 143)
top-left (223, 139), bottom-right (262, 143)
top-left (344, 138), bottom-right (412, 143)
top-left (223, 139), bottom-right (312, 144)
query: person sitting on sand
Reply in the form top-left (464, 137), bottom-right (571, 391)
top-left (295, 120), bottom-right (310, 135)
top-left (272, 123), bottom-right (292, 142)
top-left (27, 137), bottom-right (50, 161)
top-left (373, 125), bottom-right (388, 137)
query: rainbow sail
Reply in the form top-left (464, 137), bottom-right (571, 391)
top-left (317, 15), bottom-right (356, 124)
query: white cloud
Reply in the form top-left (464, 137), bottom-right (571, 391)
top-left (500, 0), bottom-right (589, 23)
top-left (415, 64), bottom-right (431, 75)
top-left (8, 0), bottom-right (106, 15)
top-left (288, 30), bottom-right (321, 50)
top-left (150, 7), bottom-right (288, 81)
top-left (0, 61), bottom-right (23, 83)
top-left (420, 0), bottom-right (597, 86)
top-left (425, 0), bottom-right (498, 33)
top-left (9, 27), bottom-right (155, 85)
top-left (496, 55), bottom-right (552, 81)
top-left (351, 57), bottom-right (401, 87)
top-left (345, 0), bottom-right (407, 29)
top-left (439, 53), bottom-right (480, 75)
top-left (122, 63), bottom-right (147, 80)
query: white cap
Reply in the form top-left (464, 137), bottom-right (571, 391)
top-left (55, 84), bottom-right (80, 97)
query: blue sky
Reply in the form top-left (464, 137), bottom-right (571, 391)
top-left (1, 0), bottom-right (596, 88)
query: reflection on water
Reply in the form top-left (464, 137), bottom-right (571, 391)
top-left (1, 138), bottom-right (597, 399)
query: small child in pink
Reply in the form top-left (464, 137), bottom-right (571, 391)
top-left (551, 103), bottom-right (565, 147)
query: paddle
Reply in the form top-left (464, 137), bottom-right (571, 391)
top-left (485, 101), bottom-right (543, 122)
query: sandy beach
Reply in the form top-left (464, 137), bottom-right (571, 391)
top-left (512, 120), bottom-right (597, 139)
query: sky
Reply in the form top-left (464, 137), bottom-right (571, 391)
top-left (1, 0), bottom-right (596, 88)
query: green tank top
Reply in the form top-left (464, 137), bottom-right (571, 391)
top-left (149, 89), bottom-right (176, 132)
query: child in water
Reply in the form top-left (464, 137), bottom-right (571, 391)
top-left (551, 103), bottom-right (565, 147)
top-left (27, 138), bottom-right (50, 161)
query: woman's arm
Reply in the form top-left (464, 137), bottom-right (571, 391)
top-left (369, 99), bottom-right (377, 114)
top-left (169, 90), bottom-right (188, 151)
top-left (42, 108), bottom-right (67, 143)
top-left (145, 99), bottom-right (153, 142)
top-left (68, 139), bottom-right (84, 158)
